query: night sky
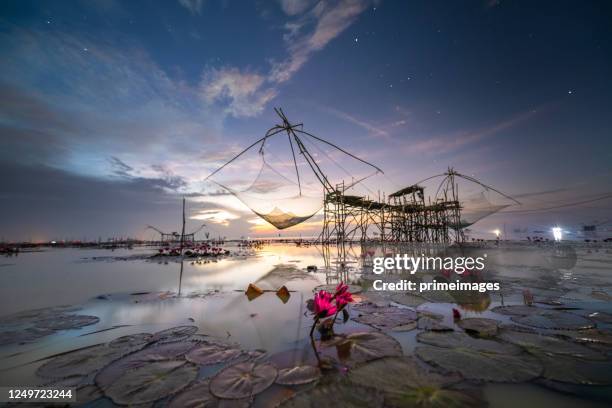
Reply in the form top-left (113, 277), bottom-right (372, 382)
top-left (1, 0), bottom-right (611, 241)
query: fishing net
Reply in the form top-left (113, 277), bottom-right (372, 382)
top-left (422, 172), bottom-right (517, 230)
top-left (206, 111), bottom-right (381, 230)
top-left (458, 191), bottom-right (510, 228)
top-left (214, 158), bottom-right (323, 229)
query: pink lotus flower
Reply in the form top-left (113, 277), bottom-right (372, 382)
top-left (313, 290), bottom-right (337, 318)
top-left (335, 282), bottom-right (349, 296)
top-left (336, 291), bottom-right (354, 308)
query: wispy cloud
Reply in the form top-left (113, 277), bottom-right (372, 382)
top-left (277, 0), bottom-right (317, 16)
top-left (270, 0), bottom-right (374, 83)
top-left (200, 0), bottom-right (374, 117)
top-left (322, 106), bottom-right (389, 139)
top-left (200, 67), bottom-right (277, 117)
top-left (178, 0), bottom-right (205, 15)
top-left (403, 107), bottom-right (542, 155)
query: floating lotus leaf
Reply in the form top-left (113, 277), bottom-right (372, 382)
top-left (417, 317), bottom-right (452, 332)
top-left (210, 362), bottom-right (278, 399)
top-left (171, 381), bottom-right (252, 408)
top-left (420, 290), bottom-right (456, 303)
top-left (323, 331), bottom-right (402, 364)
top-left (0, 327), bottom-right (55, 346)
top-left (391, 322), bottom-right (418, 332)
top-left (313, 284), bottom-right (362, 294)
top-left (457, 318), bottom-right (499, 337)
top-left (587, 311), bottom-right (612, 324)
top-left (276, 366), bottom-right (320, 385)
top-left (169, 379), bottom-right (218, 408)
top-left (349, 356), bottom-right (460, 394)
top-left (591, 290), bottom-right (612, 302)
top-left (150, 325), bottom-right (198, 342)
top-left (105, 360), bottom-right (197, 405)
top-left (385, 387), bottom-right (486, 408)
top-left (35, 314), bottom-right (99, 330)
top-left (76, 385), bottom-right (103, 405)
top-left (186, 343), bottom-right (243, 365)
top-left (491, 305), bottom-right (541, 316)
top-left (416, 346), bottom-right (542, 382)
top-left (536, 353), bottom-right (612, 385)
top-left (557, 329), bottom-right (612, 346)
top-left (96, 341), bottom-right (197, 389)
top-left (352, 302), bottom-right (417, 330)
top-left (280, 383), bottom-right (384, 408)
top-left (109, 333), bottom-right (152, 349)
top-left (253, 385), bottom-right (296, 407)
top-left (511, 310), bottom-right (595, 330)
top-left (417, 331), bottom-right (522, 355)
top-left (231, 349), bottom-right (268, 365)
top-left (498, 329), bottom-right (606, 360)
top-left (37, 344), bottom-right (126, 379)
top-left (391, 292), bottom-right (427, 307)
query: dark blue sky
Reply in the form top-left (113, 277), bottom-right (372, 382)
top-left (1, 0), bottom-right (611, 241)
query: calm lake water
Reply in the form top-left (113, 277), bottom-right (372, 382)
top-left (0, 242), bottom-right (611, 407)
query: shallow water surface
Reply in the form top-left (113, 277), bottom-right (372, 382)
top-left (0, 242), bottom-right (611, 407)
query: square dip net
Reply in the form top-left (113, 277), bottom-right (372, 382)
top-left (205, 108), bottom-right (383, 230)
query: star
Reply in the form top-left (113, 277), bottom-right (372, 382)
top-left (354, 37), bottom-right (358, 43)
top-left (568, 90), bottom-right (573, 94)
top-left (83, 47), bottom-right (88, 52)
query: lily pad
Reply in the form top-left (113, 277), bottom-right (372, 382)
top-left (391, 322), bottom-right (418, 332)
top-left (491, 305), bottom-right (541, 316)
top-left (37, 344), bottom-right (126, 379)
top-left (536, 353), bottom-right (612, 385)
top-left (457, 318), bottom-right (499, 337)
top-left (417, 317), bottom-right (452, 332)
top-left (385, 387), bottom-right (486, 408)
top-left (322, 331), bottom-right (402, 364)
top-left (349, 356), bottom-right (461, 393)
top-left (416, 346), bottom-right (543, 382)
top-left (169, 379), bottom-right (219, 408)
top-left (352, 302), bottom-right (417, 330)
top-left (587, 311), bottom-right (612, 324)
top-left (109, 333), bottom-right (152, 349)
top-left (35, 314), bottom-right (99, 330)
top-left (280, 383), bottom-right (384, 408)
top-left (105, 360), bottom-right (197, 405)
top-left (210, 362), bottom-right (278, 399)
top-left (96, 341), bottom-right (198, 389)
top-left (591, 290), bottom-right (612, 302)
top-left (420, 290), bottom-right (456, 303)
top-left (417, 331), bottom-right (522, 355)
top-left (391, 293), bottom-right (427, 307)
top-left (313, 284), bottom-right (362, 295)
top-left (150, 325), bottom-right (198, 342)
top-left (0, 327), bottom-right (55, 346)
top-left (276, 366), bottom-right (321, 385)
top-left (76, 385), bottom-right (103, 405)
top-left (186, 343), bottom-right (243, 365)
top-left (557, 329), bottom-right (612, 346)
top-left (498, 329), bottom-right (607, 360)
top-left (511, 310), bottom-right (595, 330)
